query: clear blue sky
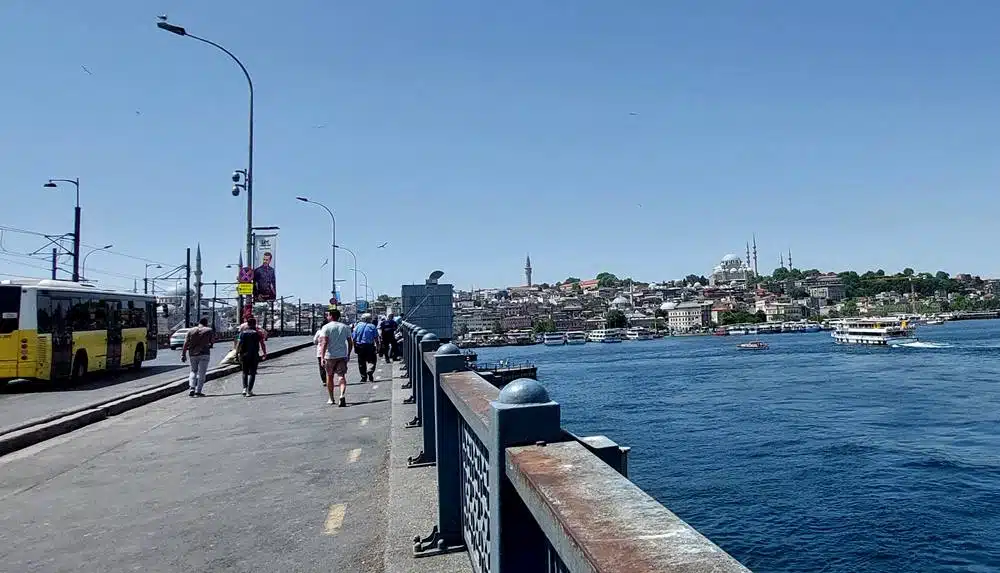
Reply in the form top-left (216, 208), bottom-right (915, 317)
top-left (2, 0), bottom-right (999, 301)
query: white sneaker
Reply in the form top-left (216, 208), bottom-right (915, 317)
top-left (327, 398), bottom-right (334, 405)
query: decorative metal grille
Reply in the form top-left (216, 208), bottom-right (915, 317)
top-left (547, 543), bottom-right (570, 573)
top-left (460, 418), bottom-right (490, 573)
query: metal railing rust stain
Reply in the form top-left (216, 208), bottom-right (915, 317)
top-left (440, 370), bottom-right (499, 433)
top-left (506, 442), bottom-right (751, 573)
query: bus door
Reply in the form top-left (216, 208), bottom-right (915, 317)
top-left (0, 285), bottom-right (21, 378)
top-left (106, 300), bottom-right (123, 370)
top-left (50, 297), bottom-right (73, 380)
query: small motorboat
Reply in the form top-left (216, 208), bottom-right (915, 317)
top-left (737, 340), bottom-right (768, 350)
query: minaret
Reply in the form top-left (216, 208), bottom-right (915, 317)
top-left (746, 241), bottom-right (751, 269)
top-left (788, 249), bottom-right (793, 270)
top-left (752, 234), bottom-right (759, 276)
top-left (194, 244), bottom-right (203, 319)
top-left (780, 252), bottom-right (785, 269)
top-left (525, 254), bottom-right (532, 287)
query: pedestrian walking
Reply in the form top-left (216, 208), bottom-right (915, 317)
top-left (313, 314), bottom-right (329, 386)
top-left (236, 317), bottom-right (268, 397)
top-left (319, 308), bottom-right (354, 407)
top-left (352, 313), bottom-right (379, 381)
top-left (181, 317), bottom-right (214, 397)
top-left (379, 313), bottom-right (399, 362)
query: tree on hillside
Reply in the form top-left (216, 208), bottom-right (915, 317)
top-left (719, 310), bottom-right (764, 325)
top-left (935, 271), bottom-right (950, 281)
top-left (772, 267), bottom-right (791, 281)
top-left (532, 317), bottom-right (556, 334)
top-left (539, 282), bottom-right (550, 290)
top-left (803, 269), bottom-right (822, 278)
top-left (564, 277), bottom-right (581, 283)
top-left (684, 274), bottom-right (709, 286)
top-left (902, 268), bottom-right (915, 277)
top-left (755, 310), bottom-right (767, 323)
top-left (571, 282), bottom-right (583, 294)
top-left (596, 272), bottom-right (619, 288)
top-left (605, 309), bottom-right (628, 329)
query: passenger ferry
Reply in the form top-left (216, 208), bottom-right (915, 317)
top-left (542, 332), bottom-right (566, 346)
top-left (625, 327), bottom-right (653, 341)
top-left (832, 318), bottom-right (917, 346)
top-left (588, 329), bottom-right (622, 343)
top-left (565, 331), bottom-right (588, 345)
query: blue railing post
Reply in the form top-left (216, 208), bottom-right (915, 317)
top-left (399, 322), bottom-right (412, 384)
top-left (412, 342), bottom-right (468, 557)
top-left (488, 379), bottom-right (562, 573)
top-left (407, 332), bottom-right (440, 460)
top-left (404, 327), bottom-right (426, 406)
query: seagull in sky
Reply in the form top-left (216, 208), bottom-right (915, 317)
top-left (629, 112), bottom-right (639, 116)
top-left (320, 258), bottom-right (329, 268)
top-left (313, 123), bottom-right (327, 129)
top-left (81, 65), bottom-right (93, 75)
top-left (377, 242), bottom-right (388, 249)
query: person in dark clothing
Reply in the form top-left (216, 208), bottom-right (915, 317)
top-left (352, 314), bottom-right (379, 381)
top-left (237, 317), bottom-right (268, 397)
top-left (379, 314), bottom-right (398, 361)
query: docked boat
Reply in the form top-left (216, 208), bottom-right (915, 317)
top-left (588, 329), bottom-right (622, 343)
top-left (729, 328), bottom-right (748, 336)
top-left (565, 331), bottom-right (588, 345)
top-left (925, 318), bottom-right (945, 325)
top-left (737, 340), bottom-right (768, 350)
top-left (713, 328), bottom-right (730, 336)
top-left (542, 332), bottom-right (566, 346)
top-left (832, 318), bottom-right (917, 346)
top-left (625, 327), bottom-right (653, 341)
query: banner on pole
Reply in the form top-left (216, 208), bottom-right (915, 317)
top-left (253, 233), bottom-right (278, 302)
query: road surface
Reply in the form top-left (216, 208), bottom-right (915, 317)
top-left (0, 336), bottom-right (313, 435)
top-left (0, 349), bottom-right (392, 573)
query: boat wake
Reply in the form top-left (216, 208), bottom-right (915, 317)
top-left (894, 341), bottom-right (952, 349)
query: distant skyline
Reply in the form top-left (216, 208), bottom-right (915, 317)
top-left (3, 1), bottom-right (1000, 300)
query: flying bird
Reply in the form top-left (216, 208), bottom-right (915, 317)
top-left (81, 65), bottom-right (93, 75)
top-left (629, 112), bottom-right (639, 116)
top-left (158, 14), bottom-right (168, 21)
top-left (135, 110), bottom-right (142, 116)
top-left (313, 123), bottom-right (327, 129)
top-left (320, 258), bottom-right (329, 268)
top-left (377, 242), bottom-right (388, 248)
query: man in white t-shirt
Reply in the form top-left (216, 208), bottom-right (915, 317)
top-left (319, 308), bottom-right (354, 407)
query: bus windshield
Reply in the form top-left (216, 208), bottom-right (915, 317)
top-left (0, 286), bottom-right (20, 334)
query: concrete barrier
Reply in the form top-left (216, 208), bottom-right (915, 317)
top-left (0, 341), bottom-right (312, 457)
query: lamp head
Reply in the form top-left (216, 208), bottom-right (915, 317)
top-left (156, 21), bottom-right (187, 36)
top-left (295, 196), bottom-right (309, 202)
top-left (43, 181), bottom-right (57, 188)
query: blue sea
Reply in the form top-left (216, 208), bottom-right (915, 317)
top-left (475, 320), bottom-right (1000, 572)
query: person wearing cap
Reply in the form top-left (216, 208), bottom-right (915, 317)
top-left (352, 313), bottom-right (379, 382)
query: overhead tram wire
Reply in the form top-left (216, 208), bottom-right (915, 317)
top-left (0, 224), bottom-right (176, 267)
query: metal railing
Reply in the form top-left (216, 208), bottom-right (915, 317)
top-left (398, 321), bottom-right (752, 573)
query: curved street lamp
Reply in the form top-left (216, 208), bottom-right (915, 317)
top-left (295, 196), bottom-right (337, 301)
top-left (43, 178), bottom-right (81, 281)
top-left (350, 267), bottom-right (371, 315)
top-left (157, 18), bottom-right (254, 318)
top-left (81, 244), bottom-right (113, 281)
top-left (335, 244), bottom-right (358, 314)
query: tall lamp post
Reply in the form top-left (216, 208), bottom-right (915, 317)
top-left (42, 178), bottom-right (81, 281)
top-left (81, 244), bottom-right (113, 281)
top-left (156, 18), bottom-right (254, 319)
top-left (295, 196), bottom-right (336, 302)
top-left (335, 244), bottom-right (358, 317)
top-left (350, 267), bottom-right (371, 316)
top-left (144, 263), bottom-right (162, 294)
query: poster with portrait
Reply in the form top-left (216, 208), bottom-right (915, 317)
top-left (253, 233), bottom-right (278, 302)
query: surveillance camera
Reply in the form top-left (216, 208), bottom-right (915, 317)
top-left (232, 172), bottom-right (241, 183)
top-left (232, 186), bottom-right (240, 197)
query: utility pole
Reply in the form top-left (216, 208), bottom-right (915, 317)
top-left (185, 247), bottom-right (192, 328)
top-left (51, 248), bottom-right (57, 279)
top-left (212, 281), bottom-right (218, 331)
top-left (297, 297), bottom-right (302, 334)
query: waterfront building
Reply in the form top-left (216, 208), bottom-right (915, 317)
top-left (666, 301), bottom-right (713, 332)
top-left (804, 274), bottom-right (846, 302)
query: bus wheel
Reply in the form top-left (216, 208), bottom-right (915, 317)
top-left (71, 352), bottom-right (88, 382)
top-left (132, 345), bottom-right (144, 370)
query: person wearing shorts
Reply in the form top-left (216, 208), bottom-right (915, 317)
top-left (319, 308), bottom-right (354, 407)
top-left (313, 316), bottom-right (329, 386)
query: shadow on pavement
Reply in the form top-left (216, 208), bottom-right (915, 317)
top-left (0, 365), bottom-right (186, 395)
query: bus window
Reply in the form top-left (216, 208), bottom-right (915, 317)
top-left (52, 298), bottom-right (70, 330)
top-left (37, 293), bottom-right (53, 334)
top-left (0, 286), bottom-right (20, 334)
top-left (93, 298), bottom-right (108, 330)
top-left (70, 298), bottom-right (94, 331)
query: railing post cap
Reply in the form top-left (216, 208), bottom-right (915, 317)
top-left (414, 327), bottom-right (427, 336)
top-left (498, 378), bottom-right (551, 404)
top-left (420, 332), bottom-right (439, 343)
top-left (435, 342), bottom-right (461, 356)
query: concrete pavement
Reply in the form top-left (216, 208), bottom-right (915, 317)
top-left (0, 336), bottom-right (312, 436)
top-left (0, 348), bottom-right (391, 573)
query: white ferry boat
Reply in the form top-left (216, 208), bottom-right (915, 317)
top-left (625, 327), bottom-right (653, 341)
top-left (565, 331), bottom-right (588, 345)
top-left (542, 332), bottom-right (566, 346)
top-left (832, 318), bottom-right (917, 346)
top-left (588, 329), bottom-right (622, 343)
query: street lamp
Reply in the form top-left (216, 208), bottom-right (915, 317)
top-left (335, 244), bottom-right (358, 315)
top-left (156, 18), bottom-right (254, 319)
top-left (81, 244), bottom-right (113, 281)
top-left (350, 267), bottom-right (371, 315)
top-left (295, 196), bottom-right (336, 301)
top-left (43, 178), bottom-right (81, 281)
top-left (144, 264), bottom-right (162, 294)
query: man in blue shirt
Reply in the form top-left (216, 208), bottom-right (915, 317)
top-left (352, 314), bottom-right (379, 382)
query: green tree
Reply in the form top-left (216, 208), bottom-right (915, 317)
top-left (684, 274), bottom-right (709, 286)
top-left (377, 294), bottom-right (392, 303)
top-left (564, 277), bottom-right (581, 283)
top-left (571, 282), bottom-right (583, 294)
top-left (902, 268), bottom-right (915, 277)
top-left (596, 272), bottom-right (619, 288)
top-left (772, 267), bottom-right (791, 281)
top-left (935, 271), bottom-right (950, 281)
top-left (841, 300), bottom-right (859, 316)
top-left (605, 309), bottom-right (628, 329)
top-left (539, 282), bottom-right (550, 290)
top-left (532, 317), bottom-right (556, 334)
top-left (754, 310), bottom-right (767, 323)
top-left (803, 269), bottom-right (822, 277)
top-left (719, 310), bottom-right (760, 325)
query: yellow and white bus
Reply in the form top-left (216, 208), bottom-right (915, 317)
top-left (0, 279), bottom-right (158, 384)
